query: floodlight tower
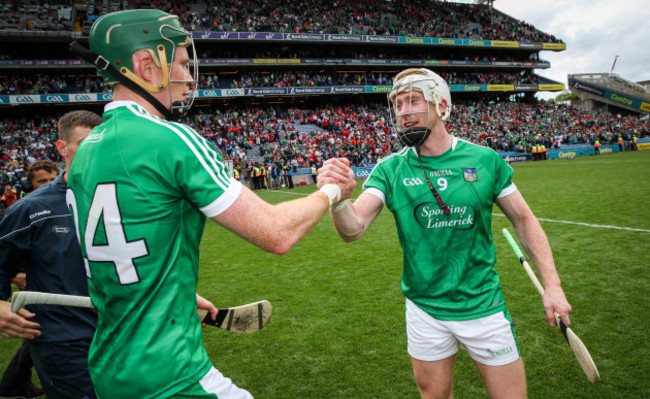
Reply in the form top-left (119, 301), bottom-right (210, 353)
top-left (606, 55), bottom-right (620, 117)
top-left (609, 55), bottom-right (619, 76)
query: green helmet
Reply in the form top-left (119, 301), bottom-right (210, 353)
top-left (89, 9), bottom-right (191, 86)
top-left (87, 9), bottom-right (198, 118)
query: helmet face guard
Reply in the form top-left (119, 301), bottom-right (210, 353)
top-left (388, 69), bottom-right (451, 147)
top-left (161, 24), bottom-right (198, 118)
top-left (388, 88), bottom-right (433, 147)
top-left (88, 9), bottom-right (198, 118)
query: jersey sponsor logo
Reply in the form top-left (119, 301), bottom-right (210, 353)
top-left (414, 202), bottom-right (475, 230)
top-left (403, 177), bottom-right (424, 186)
top-left (462, 168), bottom-right (478, 182)
top-left (51, 226), bottom-right (70, 234)
top-left (429, 169), bottom-right (452, 177)
top-left (29, 210), bottom-right (51, 219)
top-left (85, 128), bottom-right (105, 143)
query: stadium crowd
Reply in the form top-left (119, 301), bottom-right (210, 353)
top-left (0, 1), bottom-right (640, 200)
top-left (195, 47), bottom-right (544, 64)
top-left (0, 70), bottom-right (540, 95)
top-left (214, 70), bottom-right (540, 89)
top-left (0, 74), bottom-right (106, 95)
top-left (144, 0), bottom-right (562, 43)
top-left (2, 101), bottom-right (647, 196)
top-left (0, 44), bottom-right (544, 64)
top-left (2, 0), bottom-right (562, 43)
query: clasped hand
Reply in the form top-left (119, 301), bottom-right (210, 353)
top-left (317, 158), bottom-right (357, 201)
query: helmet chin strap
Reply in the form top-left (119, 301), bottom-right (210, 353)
top-left (170, 100), bottom-right (192, 118)
top-left (70, 41), bottom-right (178, 120)
top-left (398, 126), bottom-right (431, 147)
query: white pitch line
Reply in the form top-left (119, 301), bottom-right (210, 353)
top-left (493, 213), bottom-right (650, 233)
top-left (264, 191), bottom-right (650, 233)
top-left (513, 160), bottom-right (650, 167)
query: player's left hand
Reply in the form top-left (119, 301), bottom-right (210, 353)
top-left (196, 293), bottom-right (218, 329)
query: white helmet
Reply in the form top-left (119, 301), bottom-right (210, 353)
top-left (389, 68), bottom-right (451, 120)
top-left (387, 68), bottom-right (452, 146)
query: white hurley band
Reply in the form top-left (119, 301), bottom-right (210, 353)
top-left (319, 184), bottom-right (341, 206)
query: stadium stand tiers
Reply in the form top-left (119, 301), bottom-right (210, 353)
top-left (568, 73), bottom-right (650, 115)
top-left (0, 0), bottom-right (647, 192)
top-left (0, 0), bottom-right (565, 103)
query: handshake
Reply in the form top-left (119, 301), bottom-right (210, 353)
top-left (317, 158), bottom-right (357, 206)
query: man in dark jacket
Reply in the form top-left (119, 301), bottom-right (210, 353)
top-left (0, 110), bottom-right (102, 399)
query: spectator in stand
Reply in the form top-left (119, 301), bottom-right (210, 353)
top-left (1, 185), bottom-right (17, 209)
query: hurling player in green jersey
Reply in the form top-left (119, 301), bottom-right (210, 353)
top-left (66, 9), bottom-right (355, 399)
top-left (318, 68), bottom-right (572, 399)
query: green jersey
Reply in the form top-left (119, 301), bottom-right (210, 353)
top-left (67, 102), bottom-right (242, 398)
top-left (364, 137), bottom-right (515, 321)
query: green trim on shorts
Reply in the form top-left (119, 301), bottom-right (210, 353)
top-left (502, 308), bottom-right (520, 356)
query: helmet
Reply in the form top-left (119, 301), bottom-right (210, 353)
top-left (387, 68), bottom-right (452, 146)
top-left (89, 9), bottom-right (198, 116)
top-left (388, 68), bottom-right (452, 116)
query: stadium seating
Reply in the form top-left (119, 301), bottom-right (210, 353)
top-left (1, 0), bottom-right (647, 193)
top-left (2, 101), bottom-right (647, 191)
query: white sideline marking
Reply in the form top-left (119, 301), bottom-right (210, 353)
top-left (514, 159), bottom-right (649, 167)
top-left (493, 213), bottom-right (650, 233)
top-left (263, 190), bottom-right (650, 233)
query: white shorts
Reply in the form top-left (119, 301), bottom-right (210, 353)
top-left (405, 298), bottom-right (520, 366)
top-left (177, 366), bottom-right (253, 398)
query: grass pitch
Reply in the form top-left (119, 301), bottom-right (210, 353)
top-left (2, 150), bottom-right (648, 398)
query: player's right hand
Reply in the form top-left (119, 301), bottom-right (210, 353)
top-left (0, 300), bottom-right (41, 339)
top-left (318, 158), bottom-right (356, 201)
top-left (317, 158), bottom-right (349, 187)
top-left (543, 285), bottom-right (572, 328)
